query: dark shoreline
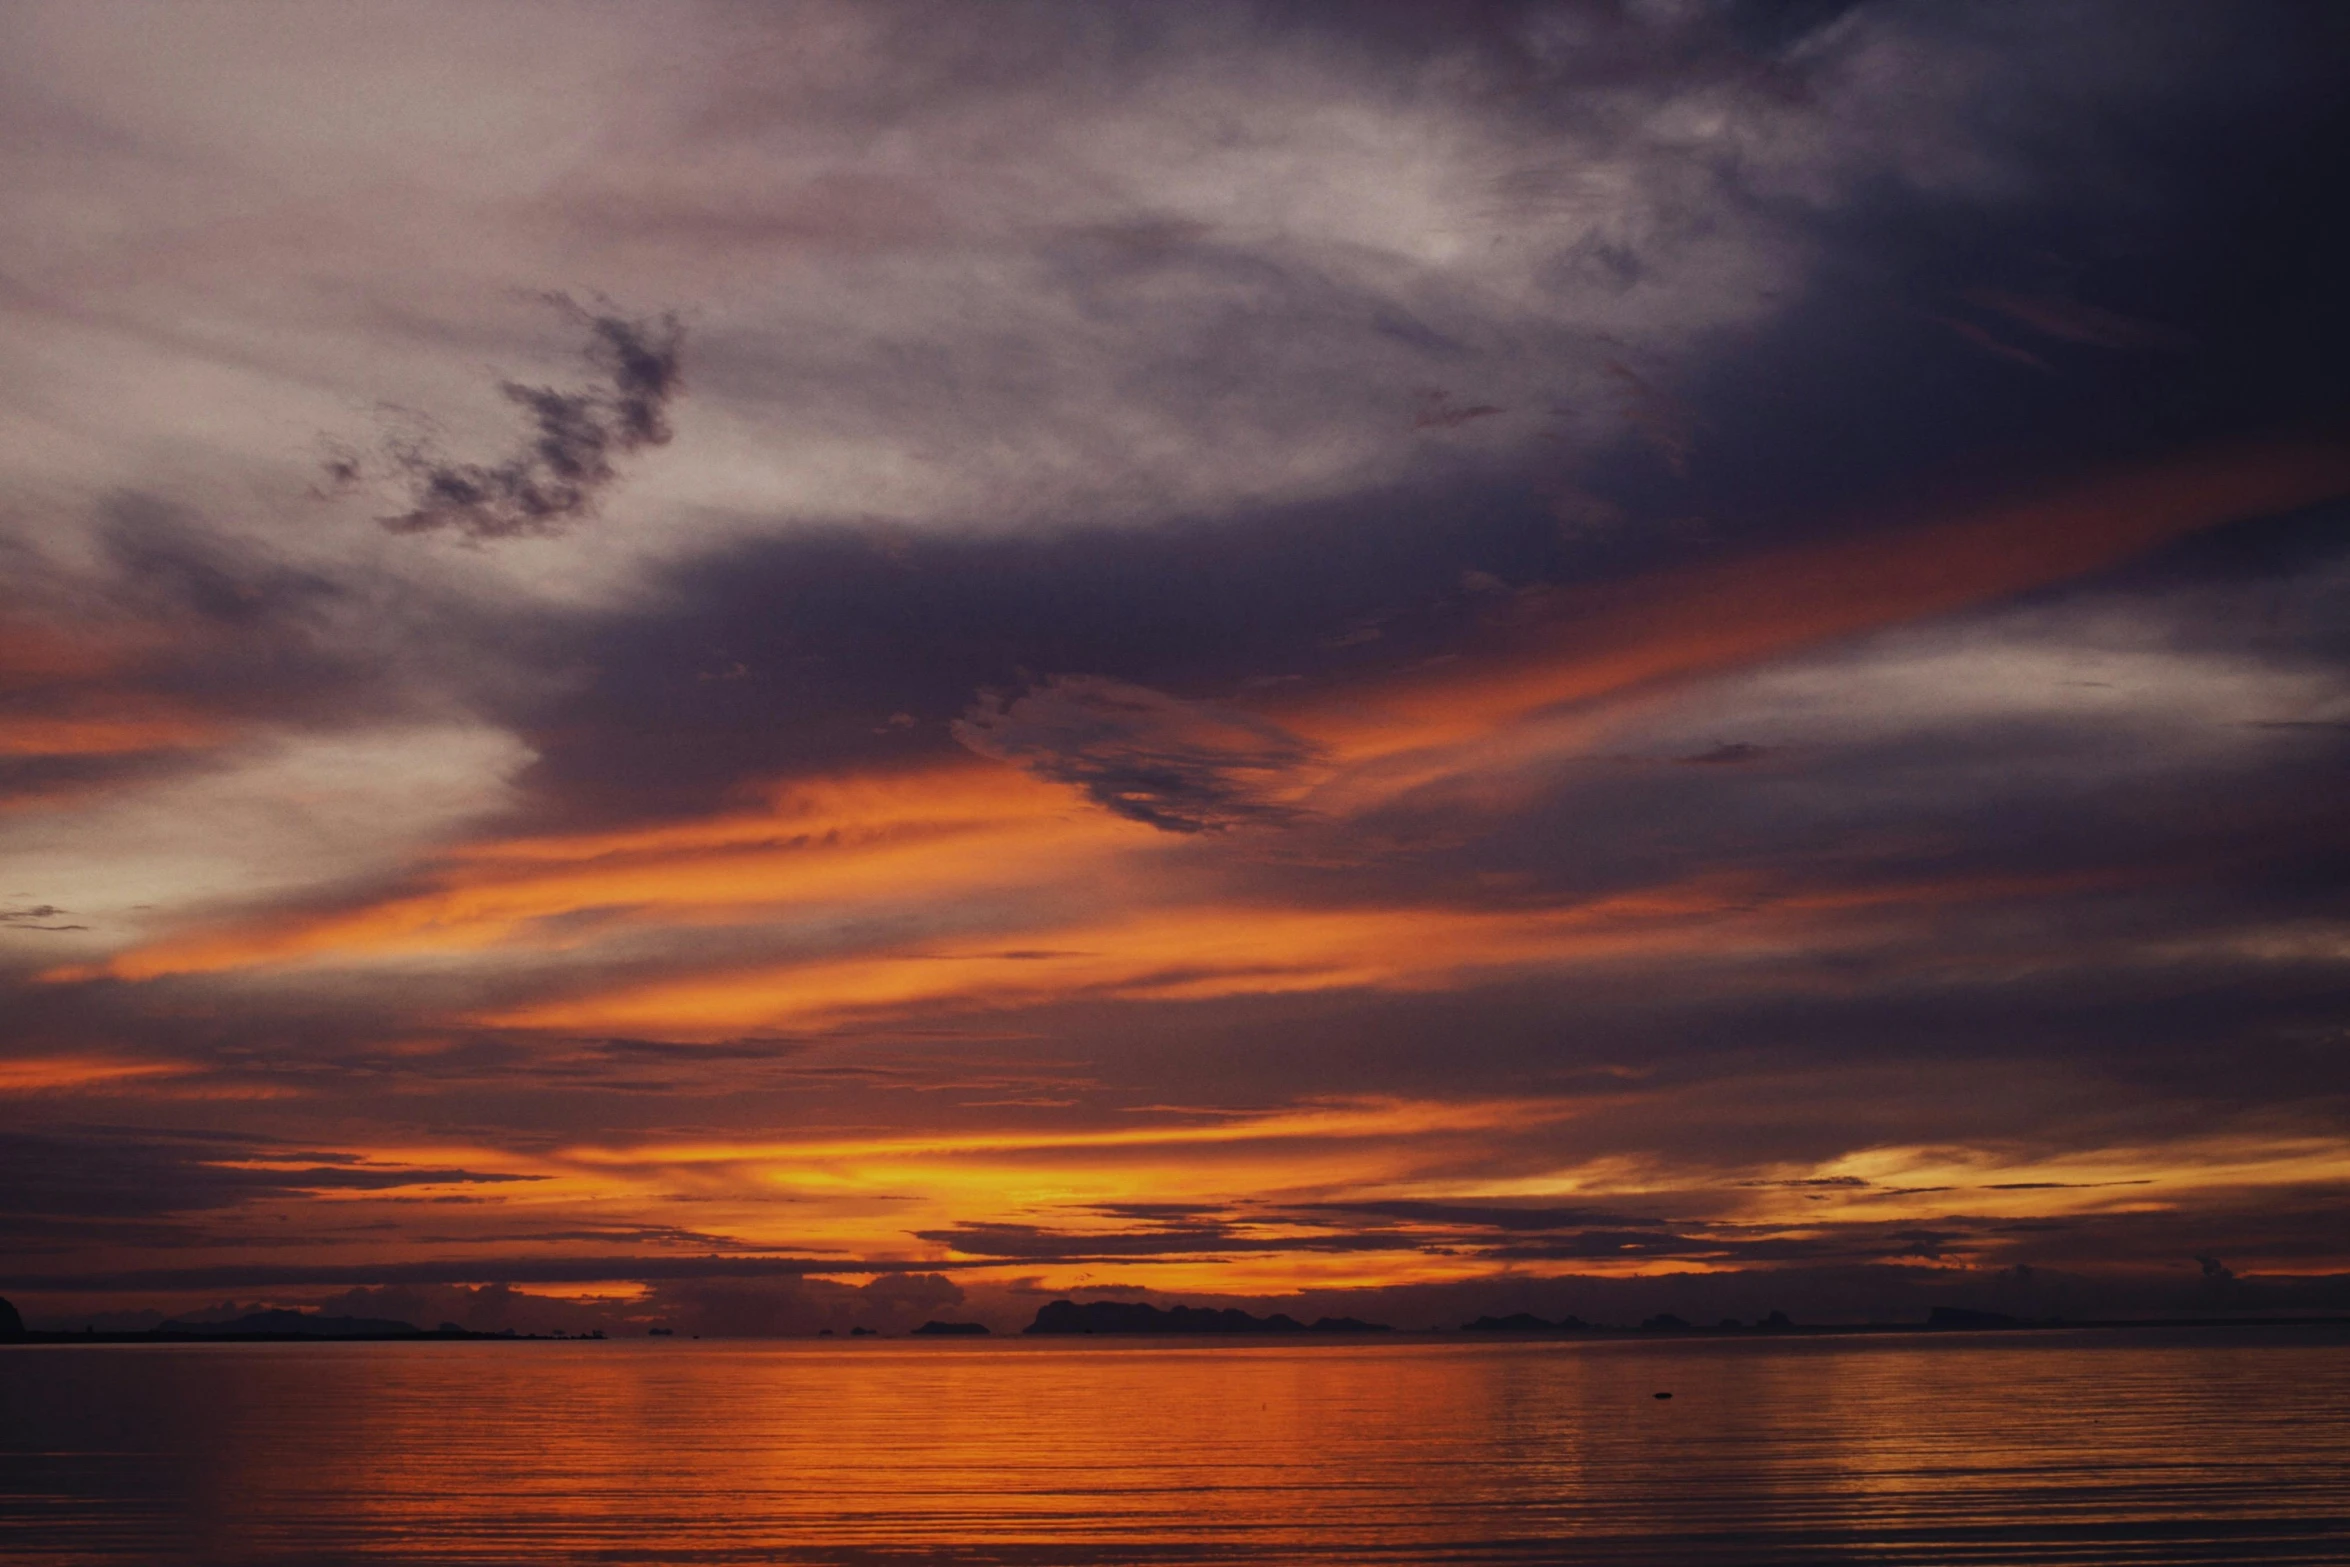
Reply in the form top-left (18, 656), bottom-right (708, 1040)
top-left (7, 1314), bottom-right (2346, 1346)
top-left (10, 1326), bottom-right (565, 1345)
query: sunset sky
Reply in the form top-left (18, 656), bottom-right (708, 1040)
top-left (4, 0), bottom-right (2347, 1335)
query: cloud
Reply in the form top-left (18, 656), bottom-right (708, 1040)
top-left (1291, 1199), bottom-right (1656, 1232)
top-left (0, 1057), bottom-right (182, 1094)
top-left (644, 1272), bottom-right (964, 1338)
top-left (364, 299), bottom-right (685, 540)
top-left (1674, 742), bottom-right (1769, 767)
top-left (910, 1220), bottom-right (1418, 1260)
top-left (6, 720), bottom-right (529, 965)
top-left (954, 674), bottom-right (1322, 832)
top-left (64, 1274), bottom-right (973, 1338)
top-left (1963, 289), bottom-right (2193, 352)
top-left (0, 1125), bottom-right (541, 1260)
top-left (0, 905), bottom-right (84, 932)
top-left (4, 0), bottom-right (2350, 1325)
top-left (4, 1253), bottom-right (953, 1295)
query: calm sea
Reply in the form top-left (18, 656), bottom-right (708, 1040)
top-left (3, 1327), bottom-right (2345, 1565)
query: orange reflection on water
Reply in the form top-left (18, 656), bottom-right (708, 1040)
top-left (11, 1332), bottom-right (2347, 1564)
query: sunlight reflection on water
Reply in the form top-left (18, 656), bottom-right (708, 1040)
top-left (4, 1327), bottom-right (2346, 1565)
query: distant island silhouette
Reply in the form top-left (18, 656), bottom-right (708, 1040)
top-left (1927, 1306), bottom-right (2021, 1328)
top-left (3, 1292), bottom-right (2340, 1346)
top-left (0, 1299), bottom-right (589, 1344)
top-left (1024, 1299), bottom-right (1392, 1334)
top-left (1466, 1311), bottom-right (1593, 1332)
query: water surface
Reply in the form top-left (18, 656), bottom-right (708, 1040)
top-left (5, 1326), bottom-right (2345, 1564)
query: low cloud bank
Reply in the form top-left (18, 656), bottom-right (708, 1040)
top-left (18, 1262), bottom-right (2349, 1338)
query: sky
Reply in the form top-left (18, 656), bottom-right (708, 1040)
top-left (3, 0), bottom-right (2348, 1336)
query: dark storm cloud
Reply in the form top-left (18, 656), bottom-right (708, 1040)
top-left (0, 1126), bottom-right (537, 1233)
top-left (497, 477), bottom-right (1564, 824)
top-left (364, 300), bottom-right (684, 540)
top-left (70, 0), bottom-right (2297, 847)
top-left (1602, 12), bottom-right (2350, 541)
top-left (453, 0), bottom-right (2350, 832)
top-left (0, 1127), bottom-right (540, 1259)
top-left (954, 675), bottom-right (1320, 832)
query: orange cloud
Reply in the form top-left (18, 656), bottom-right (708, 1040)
top-left (55, 435), bottom-right (2342, 1005)
top-left (478, 868), bottom-right (2093, 1038)
top-left (525, 1097), bottom-right (1606, 1289)
top-left (54, 761), bottom-right (1153, 982)
top-left (1735, 1138), bottom-right (2350, 1229)
top-left (555, 1095), bottom-right (1580, 1170)
top-left (0, 620), bottom-right (226, 759)
top-left (0, 1056), bottom-right (191, 1093)
top-left (273, 1105), bottom-right (2350, 1297)
top-left (1285, 435), bottom-right (2350, 760)
top-left (0, 709), bottom-right (225, 759)
top-left (0, 619), bottom-right (140, 686)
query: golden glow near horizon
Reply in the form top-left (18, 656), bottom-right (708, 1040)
top-left (35, 1109), bottom-right (2345, 1306)
top-left (9, 400), bottom-right (2350, 1313)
